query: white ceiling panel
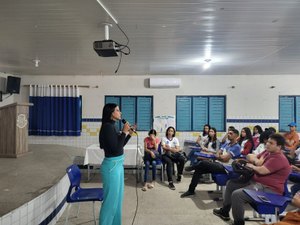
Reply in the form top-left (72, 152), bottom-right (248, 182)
top-left (1, 0), bottom-right (300, 75)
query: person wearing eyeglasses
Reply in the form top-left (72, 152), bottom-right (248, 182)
top-left (213, 134), bottom-right (291, 225)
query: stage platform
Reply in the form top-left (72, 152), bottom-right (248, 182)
top-left (0, 144), bottom-right (85, 224)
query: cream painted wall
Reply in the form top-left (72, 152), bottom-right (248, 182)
top-left (0, 74), bottom-right (295, 148)
top-left (20, 74), bottom-right (297, 120)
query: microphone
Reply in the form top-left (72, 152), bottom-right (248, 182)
top-left (121, 119), bottom-right (137, 133)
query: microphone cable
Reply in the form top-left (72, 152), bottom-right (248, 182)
top-left (131, 131), bottom-right (140, 225)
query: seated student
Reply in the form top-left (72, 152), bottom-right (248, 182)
top-left (187, 124), bottom-right (210, 164)
top-left (238, 127), bottom-right (254, 155)
top-left (201, 127), bottom-right (220, 153)
top-left (196, 124), bottom-right (211, 147)
top-left (262, 191), bottom-right (300, 225)
top-left (181, 128), bottom-right (241, 198)
top-left (221, 126), bottom-right (235, 145)
top-left (213, 133), bottom-right (291, 225)
top-left (253, 130), bottom-right (274, 155)
top-left (283, 122), bottom-right (300, 163)
top-left (284, 122), bottom-right (299, 152)
top-left (252, 125), bottom-right (263, 149)
top-left (161, 126), bottom-right (185, 190)
top-left (195, 127), bottom-right (220, 162)
top-left (265, 127), bottom-right (277, 133)
top-left (142, 129), bottom-right (161, 191)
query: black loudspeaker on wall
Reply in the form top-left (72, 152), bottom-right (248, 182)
top-left (6, 76), bottom-right (21, 94)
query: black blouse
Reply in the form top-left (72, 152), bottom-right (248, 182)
top-left (99, 120), bottom-right (131, 157)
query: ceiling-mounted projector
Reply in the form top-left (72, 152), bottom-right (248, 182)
top-left (93, 40), bottom-right (119, 57)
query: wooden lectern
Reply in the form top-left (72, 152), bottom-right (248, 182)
top-left (0, 102), bottom-right (33, 157)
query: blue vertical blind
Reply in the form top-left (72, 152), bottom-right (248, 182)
top-left (121, 97), bottom-right (136, 125)
top-left (29, 85), bottom-right (81, 136)
top-left (209, 97), bottom-right (225, 131)
top-left (279, 96), bottom-right (297, 131)
top-left (176, 96), bottom-right (226, 131)
top-left (137, 97), bottom-right (152, 130)
top-left (193, 97), bottom-right (208, 131)
top-left (105, 96), bottom-right (153, 131)
top-left (176, 97), bottom-right (192, 130)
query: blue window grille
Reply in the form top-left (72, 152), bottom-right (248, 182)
top-left (279, 96), bottom-right (300, 132)
top-left (105, 96), bottom-right (153, 131)
top-left (176, 96), bottom-right (226, 131)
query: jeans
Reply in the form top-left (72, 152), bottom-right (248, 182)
top-left (144, 160), bottom-right (157, 182)
top-left (187, 148), bottom-right (201, 165)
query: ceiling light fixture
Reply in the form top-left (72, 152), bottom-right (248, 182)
top-left (33, 59), bottom-right (40, 68)
top-left (202, 62), bottom-right (211, 70)
top-left (96, 0), bottom-right (118, 24)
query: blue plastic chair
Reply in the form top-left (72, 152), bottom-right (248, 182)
top-left (243, 188), bottom-right (292, 224)
top-left (65, 164), bottom-right (104, 225)
top-left (209, 155), bottom-right (241, 200)
top-left (210, 164), bottom-right (240, 201)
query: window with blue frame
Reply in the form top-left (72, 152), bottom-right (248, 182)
top-left (279, 96), bottom-right (300, 132)
top-left (176, 96), bottom-right (226, 132)
top-left (105, 96), bottom-right (153, 131)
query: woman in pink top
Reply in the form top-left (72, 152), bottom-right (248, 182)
top-left (142, 129), bottom-right (160, 191)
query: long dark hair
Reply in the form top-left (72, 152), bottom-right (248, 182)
top-left (205, 127), bottom-right (217, 149)
top-left (253, 125), bottom-right (263, 136)
top-left (165, 126), bottom-right (176, 137)
top-left (202, 124), bottom-right (211, 136)
top-left (101, 103), bottom-right (117, 124)
top-left (99, 103), bottom-right (118, 149)
top-left (238, 127), bottom-right (254, 149)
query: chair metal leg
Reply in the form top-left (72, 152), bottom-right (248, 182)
top-left (64, 204), bottom-right (71, 225)
top-left (92, 201), bottom-right (96, 225)
top-left (87, 165), bottom-right (90, 181)
top-left (161, 164), bottom-right (165, 182)
top-left (76, 203), bottom-right (80, 217)
top-left (264, 214), bottom-right (277, 224)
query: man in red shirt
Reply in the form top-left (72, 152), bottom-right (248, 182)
top-left (213, 133), bottom-right (291, 225)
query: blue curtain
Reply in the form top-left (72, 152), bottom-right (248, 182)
top-left (29, 85), bottom-right (81, 136)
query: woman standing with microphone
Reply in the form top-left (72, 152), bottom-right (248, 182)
top-left (99, 103), bottom-right (134, 225)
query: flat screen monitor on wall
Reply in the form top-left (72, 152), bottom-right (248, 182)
top-left (6, 76), bottom-right (21, 94)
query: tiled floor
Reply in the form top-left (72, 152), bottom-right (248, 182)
top-left (56, 171), bottom-right (263, 225)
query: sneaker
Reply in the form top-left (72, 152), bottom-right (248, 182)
top-left (184, 166), bottom-right (195, 172)
top-left (168, 182), bottom-right (176, 190)
top-left (180, 190), bottom-right (195, 198)
top-left (147, 182), bottom-right (154, 189)
top-left (213, 208), bottom-right (230, 221)
top-left (176, 175), bottom-right (182, 182)
top-left (141, 186), bottom-right (147, 191)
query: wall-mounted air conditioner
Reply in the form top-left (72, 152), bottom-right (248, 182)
top-left (148, 78), bottom-right (181, 88)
